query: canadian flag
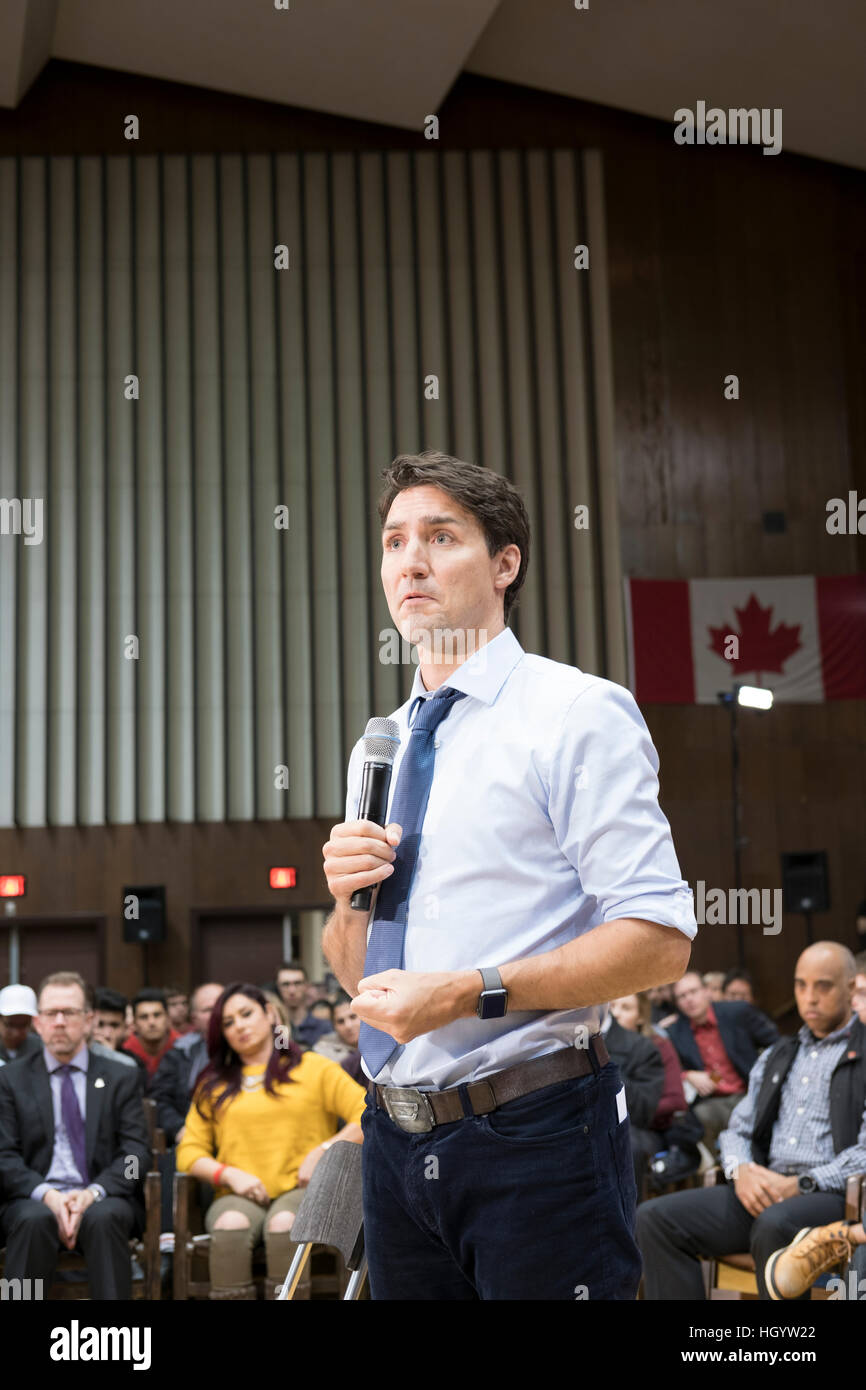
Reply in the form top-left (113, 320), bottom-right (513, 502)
top-left (625, 575), bottom-right (866, 703)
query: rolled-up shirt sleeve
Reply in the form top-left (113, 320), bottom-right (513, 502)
top-left (717, 1048), bottom-right (773, 1175)
top-left (546, 680), bottom-right (697, 939)
top-left (809, 1102), bottom-right (866, 1193)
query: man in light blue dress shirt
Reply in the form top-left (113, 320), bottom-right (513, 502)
top-left (322, 451), bottom-right (696, 1299)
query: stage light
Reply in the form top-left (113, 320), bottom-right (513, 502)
top-left (269, 867), bottom-right (296, 889)
top-left (0, 874), bottom-right (26, 898)
top-left (737, 685), bottom-right (774, 710)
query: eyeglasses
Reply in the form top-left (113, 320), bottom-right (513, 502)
top-left (38, 1008), bottom-right (85, 1021)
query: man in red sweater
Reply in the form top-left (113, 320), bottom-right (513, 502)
top-left (123, 988), bottom-right (180, 1090)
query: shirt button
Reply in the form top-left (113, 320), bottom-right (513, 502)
top-left (810, 1050), bottom-right (818, 1058)
top-left (802, 1077), bottom-right (808, 1084)
top-left (797, 1107), bottom-right (804, 1115)
top-left (789, 1137), bottom-right (797, 1145)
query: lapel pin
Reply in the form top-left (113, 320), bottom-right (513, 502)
top-left (94, 1077), bottom-right (106, 1088)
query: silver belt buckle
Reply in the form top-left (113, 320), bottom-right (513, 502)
top-left (382, 1086), bottom-right (435, 1133)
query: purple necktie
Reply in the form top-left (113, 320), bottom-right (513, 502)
top-left (58, 1064), bottom-right (89, 1185)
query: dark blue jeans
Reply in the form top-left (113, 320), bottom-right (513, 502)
top-left (361, 1056), bottom-right (642, 1300)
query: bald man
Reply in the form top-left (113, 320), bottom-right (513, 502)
top-left (638, 942), bottom-right (866, 1300)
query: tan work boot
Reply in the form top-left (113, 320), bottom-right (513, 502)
top-left (765, 1222), bottom-right (853, 1300)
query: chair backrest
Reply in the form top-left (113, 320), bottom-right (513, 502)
top-left (288, 1141), bottom-right (364, 1267)
top-left (142, 1097), bottom-right (166, 1159)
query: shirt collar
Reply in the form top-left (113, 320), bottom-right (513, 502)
top-left (797, 1012), bottom-right (856, 1049)
top-left (407, 625), bottom-right (524, 711)
top-left (45, 1044), bottom-right (90, 1073)
top-left (693, 1002), bottom-right (717, 1030)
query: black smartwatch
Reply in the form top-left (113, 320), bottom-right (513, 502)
top-left (797, 1174), bottom-right (818, 1195)
top-left (476, 966), bottom-right (508, 1020)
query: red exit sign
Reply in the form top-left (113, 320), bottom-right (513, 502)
top-left (0, 874), bottom-right (26, 898)
top-left (269, 867), bottom-right (296, 889)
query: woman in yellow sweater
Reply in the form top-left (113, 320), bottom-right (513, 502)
top-left (176, 981), bottom-right (365, 1300)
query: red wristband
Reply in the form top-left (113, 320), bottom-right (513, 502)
top-left (213, 1163), bottom-right (227, 1186)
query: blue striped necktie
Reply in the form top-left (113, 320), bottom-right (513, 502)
top-left (359, 685), bottom-right (467, 1076)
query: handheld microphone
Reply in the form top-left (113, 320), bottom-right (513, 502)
top-left (349, 717), bottom-right (400, 912)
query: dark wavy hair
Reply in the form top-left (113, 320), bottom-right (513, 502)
top-left (377, 450), bottom-right (530, 624)
top-left (193, 982), bottom-right (304, 1118)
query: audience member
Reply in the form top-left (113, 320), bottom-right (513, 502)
top-left (853, 951), bottom-right (866, 1026)
top-left (313, 995), bottom-right (364, 1082)
top-left (88, 988), bottom-right (139, 1069)
top-left (667, 970), bottom-right (778, 1155)
top-left (646, 983), bottom-right (679, 1029)
top-left (153, 982), bottom-right (223, 1146)
top-left (310, 999), bottom-right (333, 1022)
top-left (603, 996), bottom-right (665, 1191)
top-left (275, 960), bottom-right (332, 1050)
top-left (637, 942), bottom-right (865, 1300)
top-left (0, 984), bottom-right (42, 1063)
top-left (702, 971), bottom-right (726, 1001)
top-left (122, 989), bottom-right (179, 1088)
top-left (165, 987), bottom-right (194, 1035)
top-left (0, 970), bottom-right (148, 1299)
top-left (176, 982), bottom-right (365, 1299)
top-left (262, 990), bottom-right (289, 1028)
top-left (723, 968), bottom-right (756, 1004)
top-left (609, 994), bottom-right (703, 1191)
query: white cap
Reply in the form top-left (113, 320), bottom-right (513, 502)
top-left (0, 984), bottom-right (38, 1017)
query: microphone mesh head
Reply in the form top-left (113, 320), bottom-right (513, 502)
top-left (362, 717), bottom-right (400, 763)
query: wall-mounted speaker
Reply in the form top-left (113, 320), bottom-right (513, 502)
top-left (122, 885), bottom-right (166, 943)
top-left (781, 852), bottom-right (829, 915)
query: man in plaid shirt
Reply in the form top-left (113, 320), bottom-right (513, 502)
top-left (637, 941), bottom-right (866, 1300)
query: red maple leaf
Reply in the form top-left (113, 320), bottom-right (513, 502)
top-left (708, 593), bottom-right (801, 679)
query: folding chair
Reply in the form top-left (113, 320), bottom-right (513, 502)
top-left (700, 1168), bottom-right (866, 1299)
top-left (277, 1140), bottom-right (367, 1301)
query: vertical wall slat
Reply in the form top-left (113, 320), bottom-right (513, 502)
top-left (191, 155), bottom-right (225, 822)
top-left (304, 153), bottom-right (342, 809)
top-left (0, 160), bottom-right (19, 825)
top-left (105, 157), bottom-right (136, 824)
top-left (332, 152), bottom-right (372, 780)
top-left (76, 157), bottom-right (106, 825)
top-left (275, 154), bottom-right (314, 817)
top-left (47, 156), bottom-right (78, 825)
top-left (248, 153), bottom-right (282, 821)
top-left (136, 155), bottom-right (167, 822)
top-left (18, 158), bottom-right (48, 827)
top-left (164, 155), bottom-right (196, 822)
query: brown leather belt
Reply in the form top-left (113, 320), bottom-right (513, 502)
top-left (369, 1035), bottom-right (609, 1133)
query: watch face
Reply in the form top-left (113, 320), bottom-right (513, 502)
top-left (479, 990), bottom-right (508, 1019)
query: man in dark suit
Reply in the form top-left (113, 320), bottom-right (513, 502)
top-left (603, 1013), bottom-right (665, 1191)
top-left (667, 971), bottom-right (779, 1154)
top-left (0, 970), bottom-right (149, 1300)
